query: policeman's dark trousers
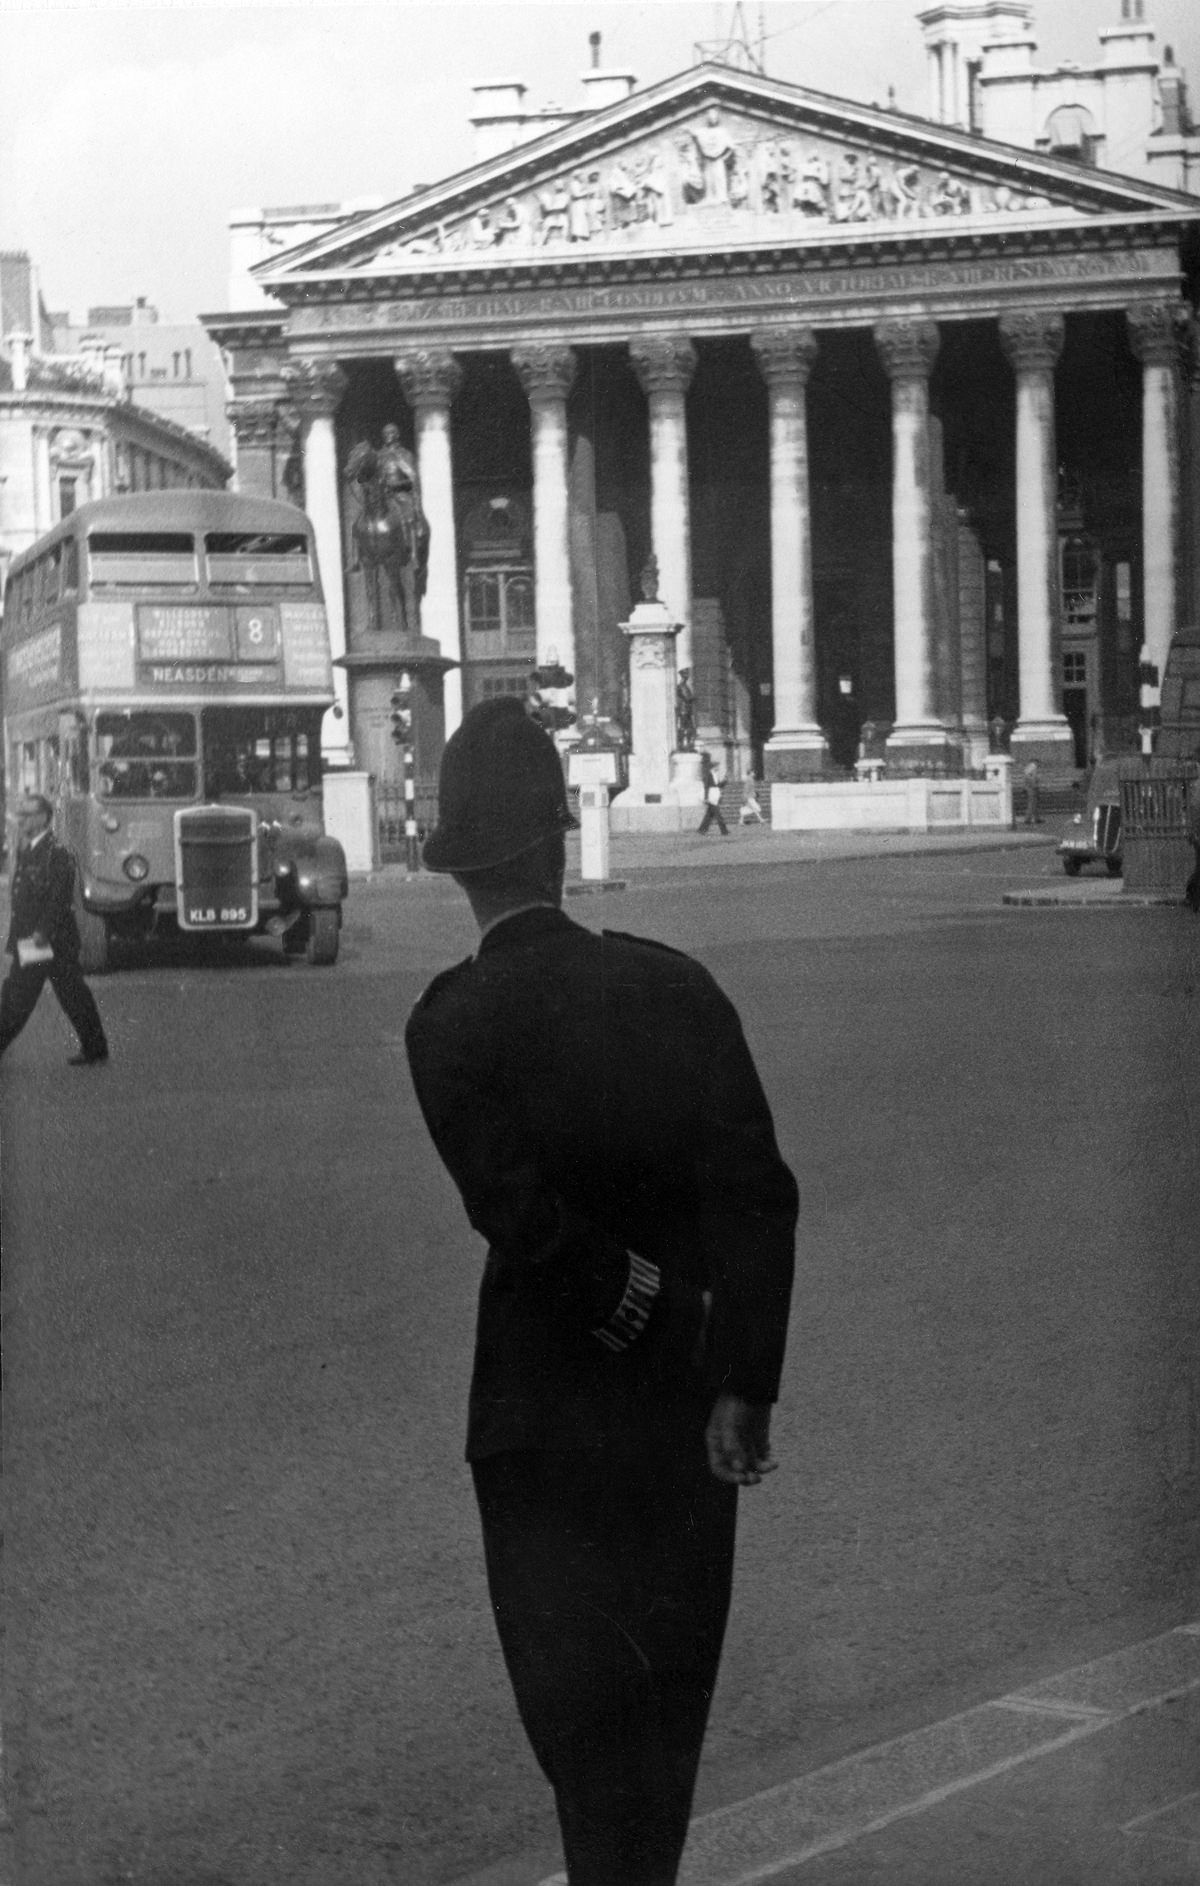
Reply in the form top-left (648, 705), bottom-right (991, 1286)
top-left (472, 1413), bottom-right (738, 1886)
top-left (0, 956), bottom-right (107, 1059)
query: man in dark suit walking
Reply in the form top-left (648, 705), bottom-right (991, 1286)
top-left (406, 698), bottom-right (797, 1885)
top-left (0, 794), bottom-right (108, 1066)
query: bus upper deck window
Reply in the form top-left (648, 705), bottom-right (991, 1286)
top-left (88, 532), bottom-right (197, 590)
top-left (205, 531), bottom-right (311, 587)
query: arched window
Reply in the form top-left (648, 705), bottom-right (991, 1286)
top-left (1045, 104), bottom-right (1098, 166)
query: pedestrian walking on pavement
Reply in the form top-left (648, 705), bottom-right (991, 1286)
top-left (697, 754), bottom-right (729, 835)
top-left (0, 794), bottom-right (108, 1066)
top-left (739, 779), bottom-right (767, 825)
top-left (1022, 758), bottom-right (1042, 825)
top-left (406, 697), bottom-right (797, 1886)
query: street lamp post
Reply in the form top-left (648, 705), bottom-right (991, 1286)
top-left (390, 671), bottom-right (419, 873)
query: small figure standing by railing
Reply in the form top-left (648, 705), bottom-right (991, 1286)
top-left (675, 668), bottom-right (697, 753)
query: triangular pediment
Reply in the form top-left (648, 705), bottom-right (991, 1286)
top-left (255, 62), bottom-right (1197, 291)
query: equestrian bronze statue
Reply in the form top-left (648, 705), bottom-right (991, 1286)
top-left (345, 427), bottom-right (431, 637)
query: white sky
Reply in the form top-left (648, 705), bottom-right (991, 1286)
top-left (1, 0), bottom-right (1198, 324)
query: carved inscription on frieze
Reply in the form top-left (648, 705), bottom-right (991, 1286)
top-left (293, 248), bottom-right (1158, 335)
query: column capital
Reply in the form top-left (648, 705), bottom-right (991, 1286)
top-left (279, 359), bottom-right (347, 419)
top-left (1125, 299), bottom-right (1190, 369)
top-left (629, 334), bottom-right (697, 399)
top-left (395, 348), bottom-right (463, 411)
top-left (511, 342), bottom-right (577, 404)
top-left (226, 397), bottom-right (285, 449)
top-left (998, 309), bottom-right (1064, 374)
top-left (751, 326), bottom-right (820, 387)
top-left (874, 317), bottom-right (940, 381)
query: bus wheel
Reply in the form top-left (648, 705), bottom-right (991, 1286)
top-left (76, 903), bottom-right (111, 975)
top-left (306, 907), bottom-right (340, 967)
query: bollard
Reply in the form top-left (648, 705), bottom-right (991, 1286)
top-left (579, 784), bottom-right (611, 882)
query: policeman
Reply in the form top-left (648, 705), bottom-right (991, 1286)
top-left (405, 698), bottom-right (797, 1885)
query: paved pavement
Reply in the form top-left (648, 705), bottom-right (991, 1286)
top-left (454, 1631), bottom-right (1200, 1886)
top-left (370, 819), bottom-right (1065, 885)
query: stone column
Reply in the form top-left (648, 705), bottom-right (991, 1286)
top-left (511, 343), bottom-right (577, 678)
top-left (281, 360), bottom-right (351, 763)
top-left (396, 349), bottom-right (464, 732)
top-left (998, 310), bottom-right (1072, 763)
top-left (226, 397), bottom-right (287, 501)
top-left (33, 429), bottom-right (53, 535)
top-left (750, 325), bottom-right (827, 777)
top-left (629, 335), bottom-right (697, 671)
top-left (1186, 314), bottom-right (1200, 629)
top-left (956, 510), bottom-right (991, 770)
top-left (875, 318), bottom-right (952, 764)
top-left (1126, 301), bottom-right (1187, 684)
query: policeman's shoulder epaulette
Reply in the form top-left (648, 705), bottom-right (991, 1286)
top-left (410, 956), bottom-right (474, 1015)
top-left (602, 928), bottom-right (692, 962)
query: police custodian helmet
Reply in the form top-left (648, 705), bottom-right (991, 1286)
top-left (422, 696), bottom-right (578, 874)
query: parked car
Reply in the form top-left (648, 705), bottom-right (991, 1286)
top-left (1058, 759), bottom-right (1122, 876)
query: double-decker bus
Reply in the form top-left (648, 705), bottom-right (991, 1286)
top-left (2, 491), bottom-right (348, 971)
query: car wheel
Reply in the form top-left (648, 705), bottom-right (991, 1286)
top-left (306, 907), bottom-right (340, 966)
top-left (1062, 857), bottom-right (1083, 877)
top-left (1106, 859), bottom-right (1123, 878)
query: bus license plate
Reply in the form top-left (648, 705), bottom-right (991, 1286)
top-left (186, 905), bottom-right (250, 926)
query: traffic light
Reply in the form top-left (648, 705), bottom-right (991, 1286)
top-left (390, 671), bottom-right (414, 745)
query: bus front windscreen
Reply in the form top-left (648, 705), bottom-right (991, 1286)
top-left (201, 707), bottom-right (323, 798)
top-left (96, 711), bottom-right (198, 799)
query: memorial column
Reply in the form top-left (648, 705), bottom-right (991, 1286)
top-left (874, 318), bottom-right (952, 762)
top-left (281, 360), bottom-right (351, 763)
top-left (396, 349), bottom-right (465, 732)
top-left (511, 343), bottom-right (577, 677)
top-left (998, 309), bottom-right (1072, 762)
top-left (629, 335), bottom-right (697, 672)
top-left (750, 325), bottom-right (827, 775)
top-left (1126, 301), bottom-right (1187, 685)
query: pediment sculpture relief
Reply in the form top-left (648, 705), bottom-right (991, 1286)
top-left (369, 108), bottom-right (1058, 268)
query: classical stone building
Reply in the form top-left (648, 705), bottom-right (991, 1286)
top-left (0, 314), bottom-right (231, 607)
top-left (204, 53), bottom-right (1200, 789)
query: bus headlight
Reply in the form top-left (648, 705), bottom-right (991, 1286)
top-left (102, 814), bottom-right (121, 834)
top-left (122, 853), bottom-right (150, 881)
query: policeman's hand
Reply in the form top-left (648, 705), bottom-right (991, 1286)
top-left (705, 1394), bottom-right (777, 1486)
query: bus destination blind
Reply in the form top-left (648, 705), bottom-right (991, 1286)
top-left (137, 605), bottom-right (284, 688)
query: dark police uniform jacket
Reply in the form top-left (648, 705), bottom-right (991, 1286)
top-left (4, 834), bottom-right (82, 960)
top-left (405, 906), bottom-right (798, 1461)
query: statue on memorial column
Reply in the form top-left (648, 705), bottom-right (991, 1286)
top-left (345, 428), bottom-right (430, 637)
top-left (675, 668), bottom-right (697, 752)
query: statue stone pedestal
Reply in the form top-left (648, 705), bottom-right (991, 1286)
top-left (670, 749), bottom-right (706, 807)
top-left (614, 596), bottom-right (683, 808)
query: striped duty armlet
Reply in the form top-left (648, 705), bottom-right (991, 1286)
top-left (591, 1251), bottom-right (662, 1353)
